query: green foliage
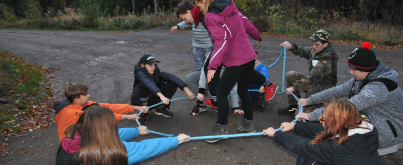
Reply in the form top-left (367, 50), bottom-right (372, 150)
top-left (24, 0), bottom-right (43, 20)
top-left (79, 0), bottom-right (100, 28)
top-left (0, 4), bottom-right (17, 22)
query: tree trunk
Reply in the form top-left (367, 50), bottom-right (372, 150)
top-left (154, 0), bottom-right (160, 15)
top-left (132, 0), bottom-right (136, 15)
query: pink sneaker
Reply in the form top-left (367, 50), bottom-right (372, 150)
top-left (204, 99), bottom-right (218, 112)
top-left (264, 83), bottom-right (278, 101)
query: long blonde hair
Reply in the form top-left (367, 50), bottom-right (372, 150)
top-left (195, 0), bottom-right (215, 14)
top-left (311, 98), bottom-right (369, 145)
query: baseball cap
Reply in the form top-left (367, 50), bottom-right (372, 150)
top-left (308, 29), bottom-right (330, 42)
top-left (139, 54), bottom-right (159, 65)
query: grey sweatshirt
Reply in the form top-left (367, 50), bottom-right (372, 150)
top-left (177, 21), bottom-right (213, 48)
top-left (307, 61), bottom-right (403, 154)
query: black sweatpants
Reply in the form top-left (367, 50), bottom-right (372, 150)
top-left (138, 82), bottom-right (177, 109)
top-left (216, 60), bottom-right (256, 125)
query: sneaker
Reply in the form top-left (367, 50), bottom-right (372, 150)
top-left (264, 83), bottom-right (278, 101)
top-left (258, 95), bottom-right (266, 109)
top-left (139, 113), bottom-right (148, 125)
top-left (191, 103), bottom-right (208, 115)
top-left (204, 99), bottom-right (218, 112)
top-left (155, 107), bottom-right (173, 117)
top-left (278, 105), bottom-right (298, 115)
top-left (238, 118), bottom-right (256, 133)
top-left (205, 123), bottom-right (229, 143)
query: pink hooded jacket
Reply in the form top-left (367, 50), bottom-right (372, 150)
top-left (205, 0), bottom-right (260, 70)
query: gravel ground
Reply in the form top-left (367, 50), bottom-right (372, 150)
top-left (0, 28), bottom-right (402, 165)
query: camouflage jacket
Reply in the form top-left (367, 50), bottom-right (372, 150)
top-left (289, 43), bottom-right (339, 92)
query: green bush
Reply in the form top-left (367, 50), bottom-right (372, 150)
top-left (79, 0), bottom-right (100, 28)
top-left (24, 0), bottom-right (43, 20)
top-left (0, 4), bottom-right (17, 22)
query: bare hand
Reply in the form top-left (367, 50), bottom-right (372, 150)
top-left (297, 98), bottom-right (308, 107)
top-left (160, 96), bottom-right (170, 105)
top-left (280, 122), bottom-right (296, 132)
top-left (207, 70), bottom-right (216, 83)
top-left (183, 87), bottom-right (195, 100)
top-left (171, 26), bottom-right (178, 33)
top-left (122, 114), bottom-right (139, 120)
top-left (177, 134), bottom-right (190, 144)
top-left (138, 126), bottom-right (149, 135)
top-left (295, 113), bottom-right (309, 121)
top-left (234, 109), bottom-right (244, 115)
top-left (280, 41), bottom-right (292, 49)
top-left (263, 127), bottom-right (276, 137)
top-left (285, 87), bottom-right (294, 95)
top-left (197, 93), bottom-right (205, 101)
top-left (259, 86), bottom-right (265, 93)
top-left (136, 106), bottom-right (149, 113)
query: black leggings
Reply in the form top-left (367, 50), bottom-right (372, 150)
top-left (216, 60), bottom-right (256, 125)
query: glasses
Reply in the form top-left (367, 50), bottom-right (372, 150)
top-left (319, 115), bottom-right (325, 123)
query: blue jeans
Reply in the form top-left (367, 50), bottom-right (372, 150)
top-left (193, 46), bottom-right (213, 71)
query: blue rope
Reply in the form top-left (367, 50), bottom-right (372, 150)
top-left (135, 46), bottom-right (307, 139)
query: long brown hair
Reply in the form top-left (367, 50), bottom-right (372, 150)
top-left (311, 98), bottom-right (369, 145)
top-left (56, 106), bottom-right (128, 165)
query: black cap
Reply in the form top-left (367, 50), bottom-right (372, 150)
top-left (308, 29), bottom-right (330, 42)
top-left (139, 54), bottom-right (159, 65)
top-left (347, 42), bottom-right (378, 72)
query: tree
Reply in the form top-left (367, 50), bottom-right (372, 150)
top-left (154, 0), bottom-right (160, 15)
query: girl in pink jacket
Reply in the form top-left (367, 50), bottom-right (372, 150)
top-left (195, 0), bottom-right (271, 143)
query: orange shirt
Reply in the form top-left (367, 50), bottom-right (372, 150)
top-left (55, 100), bottom-right (134, 142)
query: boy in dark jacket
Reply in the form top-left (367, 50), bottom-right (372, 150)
top-left (130, 54), bottom-right (195, 125)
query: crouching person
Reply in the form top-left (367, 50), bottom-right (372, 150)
top-left (131, 54), bottom-right (194, 125)
top-left (264, 98), bottom-right (381, 165)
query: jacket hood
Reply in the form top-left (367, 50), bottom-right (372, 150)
top-left (366, 60), bottom-right (399, 84)
top-left (342, 121), bottom-right (379, 157)
top-left (208, 0), bottom-right (235, 17)
top-left (53, 99), bottom-right (72, 114)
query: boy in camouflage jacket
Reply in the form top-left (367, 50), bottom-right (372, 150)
top-left (278, 29), bottom-right (339, 115)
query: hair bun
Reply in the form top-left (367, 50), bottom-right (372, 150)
top-left (361, 42), bottom-right (371, 49)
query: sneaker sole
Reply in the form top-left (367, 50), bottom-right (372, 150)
top-left (155, 112), bottom-right (173, 117)
top-left (267, 86), bottom-right (279, 101)
top-left (191, 107), bottom-right (208, 116)
top-left (238, 126), bottom-right (257, 133)
top-left (205, 137), bottom-right (230, 143)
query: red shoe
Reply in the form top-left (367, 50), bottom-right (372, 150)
top-left (264, 83), bottom-right (278, 101)
top-left (203, 99), bottom-right (218, 112)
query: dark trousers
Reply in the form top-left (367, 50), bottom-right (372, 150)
top-left (249, 70), bottom-right (268, 101)
top-left (216, 60), bottom-right (255, 125)
top-left (138, 82), bottom-right (177, 109)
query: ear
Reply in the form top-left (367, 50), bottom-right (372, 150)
top-left (73, 98), bottom-right (79, 104)
top-left (141, 63), bottom-right (145, 67)
top-left (324, 42), bottom-right (329, 47)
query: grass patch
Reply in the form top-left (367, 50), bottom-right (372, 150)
top-left (0, 51), bottom-right (55, 149)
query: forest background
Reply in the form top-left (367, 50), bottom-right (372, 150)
top-left (0, 0), bottom-right (402, 48)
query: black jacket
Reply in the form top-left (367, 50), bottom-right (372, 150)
top-left (131, 63), bottom-right (187, 106)
top-left (273, 122), bottom-right (381, 165)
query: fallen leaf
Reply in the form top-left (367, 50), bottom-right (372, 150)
top-left (193, 147), bottom-right (197, 149)
top-left (286, 157), bottom-right (292, 161)
top-left (182, 149), bottom-right (186, 153)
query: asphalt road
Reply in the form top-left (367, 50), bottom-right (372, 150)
top-left (0, 28), bottom-right (402, 165)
